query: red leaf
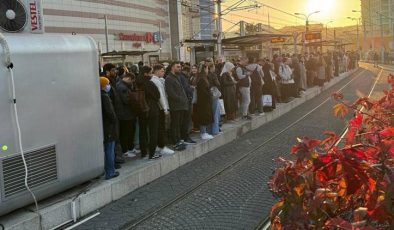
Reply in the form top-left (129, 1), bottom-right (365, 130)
top-left (349, 113), bottom-right (363, 128)
top-left (325, 217), bottom-right (353, 229)
top-left (380, 127), bottom-right (394, 138)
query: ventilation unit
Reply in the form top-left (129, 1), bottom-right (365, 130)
top-left (0, 34), bottom-right (103, 216)
top-left (0, 0), bottom-right (44, 33)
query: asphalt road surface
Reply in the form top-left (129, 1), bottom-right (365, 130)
top-left (75, 63), bottom-right (384, 230)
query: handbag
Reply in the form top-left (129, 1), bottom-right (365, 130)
top-left (262, 95), bottom-right (273, 107)
top-left (210, 86), bottom-right (222, 99)
top-left (129, 90), bottom-right (150, 114)
top-left (218, 99), bottom-right (226, 115)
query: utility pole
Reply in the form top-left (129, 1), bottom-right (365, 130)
top-left (216, 0), bottom-right (223, 58)
top-left (369, 0), bottom-right (374, 50)
top-left (104, 15), bottom-right (109, 53)
top-left (158, 22), bottom-right (162, 59)
top-left (379, 12), bottom-right (385, 63)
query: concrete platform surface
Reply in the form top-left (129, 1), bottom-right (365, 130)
top-left (0, 70), bottom-right (355, 230)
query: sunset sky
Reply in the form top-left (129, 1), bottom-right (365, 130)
top-left (222, 0), bottom-right (361, 31)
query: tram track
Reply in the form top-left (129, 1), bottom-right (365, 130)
top-left (120, 67), bottom-right (372, 230)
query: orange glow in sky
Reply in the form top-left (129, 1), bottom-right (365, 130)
top-left (223, 0), bottom-right (361, 30)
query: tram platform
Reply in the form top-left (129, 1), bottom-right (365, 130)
top-left (0, 69), bottom-right (356, 230)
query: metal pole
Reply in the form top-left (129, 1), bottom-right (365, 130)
top-left (357, 19), bottom-right (360, 54)
top-left (369, 0), bottom-right (374, 50)
top-left (379, 13), bottom-right (384, 63)
top-left (159, 22), bottom-right (162, 59)
top-left (217, 0), bottom-right (223, 58)
top-left (104, 15), bottom-right (109, 53)
top-left (326, 25), bottom-right (328, 40)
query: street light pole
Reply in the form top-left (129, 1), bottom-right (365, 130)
top-left (378, 12), bottom-right (384, 63)
top-left (216, 0), bottom-right (223, 59)
top-left (347, 17), bottom-right (360, 57)
top-left (295, 11), bottom-right (320, 54)
top-left (104, 15), bottom-right (109, 53)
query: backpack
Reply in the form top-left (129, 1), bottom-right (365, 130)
top-left (129, 89), bottom-right (150, 114)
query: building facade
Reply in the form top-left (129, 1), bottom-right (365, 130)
top-left (41, 0), bottom-right (172, 64)
top-left (361, 0), bottom-right (394, 52)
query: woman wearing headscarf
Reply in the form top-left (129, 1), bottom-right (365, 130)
top-left (220, 61), bottom-right (238, 121)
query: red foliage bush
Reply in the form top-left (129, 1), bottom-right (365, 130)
top-left (268, 74), bottom-right (394, 229)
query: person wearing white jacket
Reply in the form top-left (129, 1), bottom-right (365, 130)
top-left (279, 57), bottom-right (297, 102)
top-left (151, 64), bottom-right (175, 155)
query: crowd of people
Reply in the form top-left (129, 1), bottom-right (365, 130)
top-left (99, 50), bottom-right (356, 180)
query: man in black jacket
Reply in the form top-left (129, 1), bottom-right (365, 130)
top-left (100, 77), bottom-right (119, 180)
top-left (137, 66), bottom-right (162, 159)
top-left (116, 73), bottom-right (138, 158)
top-left (165, 62), bottom-right (189, 151)
top-left (103, 63), bottom-right (125, 165)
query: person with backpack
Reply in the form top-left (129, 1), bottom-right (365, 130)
top-left (136, 66), bottom-right (162, 160)
top-left (246, 58), bottom-right (264, 115)
top-left (235, 57), bottom-right (252, 120)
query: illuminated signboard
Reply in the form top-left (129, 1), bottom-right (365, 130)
top-left (305, 32), bottom-right (322, 41)
top-left (271, 37), bottom-right (286, 43)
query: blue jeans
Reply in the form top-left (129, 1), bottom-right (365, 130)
top-left (104, 141), bottom-right (116, 179)
top-left (209, 98), bottom-right (221, 135)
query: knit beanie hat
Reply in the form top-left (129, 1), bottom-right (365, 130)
top-left (100, 77), bottom-right (110, 88)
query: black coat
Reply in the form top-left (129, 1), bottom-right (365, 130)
top-left (101, 90), bottom-right (118, 143)
top-left (220, 72), bottom-right (237, 114)
top-left (262, 63), bottom-right (275, 95)
top-left (165, 73), bottom-right (189, 111)
top-left (136, 75), bottom-right (161, 117)
top-left (195, 77), bottom-right (213, 126)
top-left (107, 76), bottom-right (122, 118)
top-left (116, 80), bottom-right (136, 120)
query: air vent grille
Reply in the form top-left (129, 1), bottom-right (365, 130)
top-left (2, 146), bottom-right (58, 198)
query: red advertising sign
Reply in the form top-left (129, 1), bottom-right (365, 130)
top-left (29, 0), bottom-right (44, 33)
top-left (119, 32), bottom-right (154, 43)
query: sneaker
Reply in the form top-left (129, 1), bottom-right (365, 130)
top-left (242, 115), bottom-right (252, 120)
top-left (149, 154), bottom-right (162, 160)
top-left (124, 150), bottom-right (137, 158)
top-left (174, 143), bottom-right (186, 151)
top-left (161, 146), bottom-right (175, 155)
top-left (201, 133), bottom-right (214, 140)
top-left (258, 112), bottom-right (265, 116)
top-left (183, 137), bottom-right (196, 145)
top-left (115, 164), bottom-right (122, 169)
top-left (106, 171), bottom-right (120, 180)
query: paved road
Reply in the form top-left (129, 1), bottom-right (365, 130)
top-left (76, 64), bottom-right (383, 230)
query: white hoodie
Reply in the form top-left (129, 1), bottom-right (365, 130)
top-left (151, 75), bottom-right (169, 112)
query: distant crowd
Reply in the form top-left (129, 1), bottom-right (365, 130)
top-left (99, 50), bottom-right (357, 179)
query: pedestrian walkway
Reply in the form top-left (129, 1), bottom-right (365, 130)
top-left (0, 70), bottom-right (357, 230)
